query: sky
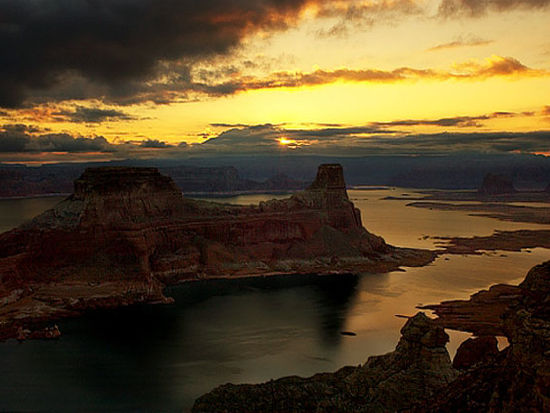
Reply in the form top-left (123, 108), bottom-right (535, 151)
top-left (0, 0), bottom-right (549, 163)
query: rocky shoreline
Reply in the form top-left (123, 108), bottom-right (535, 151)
top-left (0, 164), bottom-right (435, 341)
top-left (408, 201), bottom-right (550, 225)
top-left (434, 229), bottom-right (550, 255)
top-left (193, 260), bottom-right (550, 412)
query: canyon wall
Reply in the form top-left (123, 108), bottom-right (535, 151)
top-left (0, 164), bottom-right (433, 339)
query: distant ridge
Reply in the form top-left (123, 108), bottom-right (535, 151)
top-left (478, 173), bottom-right (516, 195)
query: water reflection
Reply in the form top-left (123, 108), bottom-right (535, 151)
top-left (0, 274), bottom-right (359, 411)
top-left (0, 195), bottom-right (65, 234)
top-left (0, 191), bottom-right (549, 411)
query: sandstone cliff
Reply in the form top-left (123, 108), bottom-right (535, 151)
top-left (0, 164), bottom-right (433, 340)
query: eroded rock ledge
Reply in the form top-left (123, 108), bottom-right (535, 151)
top-left (0, 164), bottom-right (434, 340)
top-left (193, 261), bottom-right (550, 412)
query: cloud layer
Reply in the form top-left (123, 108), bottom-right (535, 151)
top-left (0, 124), bottom-right (112, 153)
top-left (2, 107), bottom-right (549, 160)
top-left (0, 0), bottom-right (318, 108)
top-left (52, 106), bottom-right (136, 123)
top-left (427, 36), bottom-right (493, 51)
top-left (1, 1), bottom-right (549, 108)
top-left (439, 0), bottom-right (550, 17)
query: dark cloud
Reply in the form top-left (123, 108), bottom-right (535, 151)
top-left (315, 0), bottom-right (422, 38)
top-left (197, 123), bottom-right (550, 156)
top-left (0, 124), bottom-right (112, 152)
top-left (373, 116), bottom-right (488, 128)
top-left (53, 106), bottom-right (135, 123)
top-left (289, 126), bottom-right (396, 139)
top-left (381, 131), bottom-right (550, 155)
top-left (543, 106), bottom-right (550, 116)
top-left (372, 111), bottom-right (528, 128)
top-left (203, 124), bottom-right (280, 146)
top-left (2, 112), bottom-right (549, 160)
top-left (26, 134), bottom-right (112, 153)
top-left (210, 123), bottom-right (251, 128)
top-left (438, 0), bottom-right (550, 17)
top-left (0, 125), bottom-right (30, 152)
top-left (2, 124), bottom-right (42, 134)
top-left (0, 0), bottom-right (318, 108)
top-left (2, 1), bottom-right (547, 109)
top-left (140, 139), bottom-right (173, 148)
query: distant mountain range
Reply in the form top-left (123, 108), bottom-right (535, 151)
top-left (0, 162), bottom-right (307, 198)
top-left (2, 153), bottom-right (550, 197)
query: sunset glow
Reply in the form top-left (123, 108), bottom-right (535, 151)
top-left (0, 1), bottom-right (549, 161)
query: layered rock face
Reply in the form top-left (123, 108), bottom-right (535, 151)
top-left (0, 164), bottom-right (433, 340)
top-left (192, 313), bottom-right (457, 413)
top-left (478, 173), bottom-right (517, 195)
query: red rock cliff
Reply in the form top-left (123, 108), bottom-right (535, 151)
top-left (0, 164), bottom-right (434, 340)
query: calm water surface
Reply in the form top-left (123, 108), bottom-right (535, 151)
top-left (0, 189), bottom-right (548, 411)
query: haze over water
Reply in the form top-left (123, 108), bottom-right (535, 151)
top-left (0, 189), bottom-right (548, 411)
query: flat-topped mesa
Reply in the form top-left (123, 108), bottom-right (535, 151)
top-left (478, 173), bottom-right (517, 195)
top-left (294, 163), bottom-right (361, 230)
top-left (74, 167), bottom-right (179, 197)
top-left (70, 167), bottom-right (185, 226)
top-left (308, 163), bottom-right (348, 196)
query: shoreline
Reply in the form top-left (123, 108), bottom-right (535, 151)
top-left (0, 189), bottom-right (298, 201)
top-left (0, 248), bottom-right (436, 342)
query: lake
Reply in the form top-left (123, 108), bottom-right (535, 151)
top-left (0, 188), bottom-right (548, 411)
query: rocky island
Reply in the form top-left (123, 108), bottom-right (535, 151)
top-left (193, 260), bottom-right (550, 412)
top-left (0, 164), bottom-right (434, 340)
top-left (478, 173), bottom-right (517, 196)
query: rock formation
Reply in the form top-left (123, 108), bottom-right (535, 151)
top-left (452, 336), bottom-right (499, 370)
top-left (478, 173), bottom-right (517, 195)
top-left (192, 313), bottom-right (458, 413)
top-left (193, 260), bottom-right (550, 412)
top-left (0, 164), bottom-right (434, 340)
top-left (415, 260), bottom-right (550, 412)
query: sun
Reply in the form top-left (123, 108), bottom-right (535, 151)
top-left (278, 137), bottom-right (294, 146)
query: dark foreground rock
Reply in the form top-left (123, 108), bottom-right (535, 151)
top-left (194, 261), bottom-right (550, 412)
top-left (452, 336), bottom-right (499, 370)
top-left (0, 164), bottom-right (434, 340)
top-left (416, 260), bottom-right (550, 412)
top-left (192, 313), bottom-right (458, 413)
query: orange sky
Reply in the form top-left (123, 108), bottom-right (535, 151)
top-left (0, 0), bottom-right (549, 160)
